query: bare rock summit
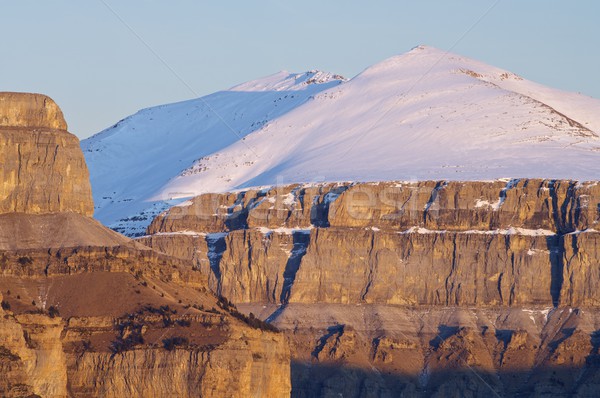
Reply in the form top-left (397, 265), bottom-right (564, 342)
top-left (0, 92), bottom-right (93, 216)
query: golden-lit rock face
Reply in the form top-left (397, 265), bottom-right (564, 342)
top-left (0, 283), bottom-right (291, 398)
top-left (0, 92), bottom-right (67, 130)
top-left (0, 92), bottom-right (94, 216)
top-left (142, 179), bottom-right (600, 307)
top-left (0, 93), bottom-right (291, 398)
top-left (142, 179), bottom-right (600, 396)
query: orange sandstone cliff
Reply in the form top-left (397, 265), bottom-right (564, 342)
top-left (0, 93), bottom-right (290, 398)
top-left (142, 180), bottom-right (600, 397)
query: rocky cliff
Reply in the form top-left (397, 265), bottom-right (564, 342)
top-left (0, 92), bottom-right (93, 216)
top-left (0, 93), bottom-right (291, 398)
top-left (143, 180), bottom-right (600, 307)
top-left (142, 179), bottom-right (600, 396)
top-left (0, 92), bottom-right (67, 130)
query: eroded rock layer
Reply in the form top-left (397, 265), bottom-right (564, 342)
top-left (0, 92), bottom-right (93, 216)
top-left (0, 92), bottom-right (67, 130)
top-left (0, 93), bottom-right (290, 398)
top-left (143, 179), bottom-right (600, 307)
top-left (0, 270), bottom-right (290, 398)
top-left (142, 179), bottom-right (600, 397)
top-left (239, 303), bottom-right (600, 398)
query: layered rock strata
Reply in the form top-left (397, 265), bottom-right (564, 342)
top-left (0, 92), bottom-right (93, 216)
top-left (142, 179), bottom-right (600, 396)
top-left (143, 179), bottom-right (600, 307)
top-left (0, 93), bottom-right (290, 398)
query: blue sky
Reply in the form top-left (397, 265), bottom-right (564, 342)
top-left (2, 1), bottom-right (599, 138)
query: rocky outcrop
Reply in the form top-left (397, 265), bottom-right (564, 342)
top-left (0, 93), bottom-right (291, 398)
top-left (327, 179), bottom-right (600, 232)
top-left (142, 227), bottom-right (570, 306)
top-left (151, 179), bottom-right (600, 235)
top-left (243, 302), bottom-right (600, 397)
top-left (0, 92), bottom-right (67, 130)
top-left (289, 227), bottom-right (558, 306)
top-left (64, 310), bottom-right (290, 398)
top-left (0, 92), bottom-right (93, 216)
top-left (0, 297), bottom-right (291, 398)
top-left (0, 212), bottom-right (130, 250)
top-left (147, 183), bottom-right (347, 234)
top-left (0, 313), bottom-right (67, 397)
top-left (241, 303), bottom-right (600, 397)
top-left (66, 324), bottom-right (290, 398)
top-left (561, 230), bottom-right (600, 306)
top-left (139, 229), bottom-right (310, 304)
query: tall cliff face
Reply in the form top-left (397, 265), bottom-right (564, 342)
top-left (142, 179), bottom-right (600, 396)
top-left (143, 179), bottom-right (600, 307)
top-left (0, 92), bottom-right (94, 216)
top-left (327, 179), bottom-right (600, 233)
top-left (147, 183), bottom-right (344, 235)
top-left (0, 93), bottom-right (290, 398)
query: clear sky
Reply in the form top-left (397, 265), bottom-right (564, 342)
top-left (2, 1), bottom-right (599, 139)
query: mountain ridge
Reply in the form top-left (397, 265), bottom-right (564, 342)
top-left (82, 46), bottom-right (600, 236)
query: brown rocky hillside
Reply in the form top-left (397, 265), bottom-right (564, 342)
top-left (0, 92), bottom-right (290, 398)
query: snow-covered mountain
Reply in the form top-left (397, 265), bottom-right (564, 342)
top-left (83, 45), bottom-right (600, 235)
top-left (82, 70), bottom-right (345, 235)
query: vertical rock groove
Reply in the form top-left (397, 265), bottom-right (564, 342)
top-left (280, 231), bottom-right (309, 304)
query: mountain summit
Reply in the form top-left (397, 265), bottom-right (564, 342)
top-left (82, 46), bottom-right (600, 235)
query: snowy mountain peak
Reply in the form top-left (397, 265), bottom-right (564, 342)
top-left (83, 47), bottom-right (600, 236)
top-left (357, 45), bottom-right (501, 81)
top-left (353, 45), bottom-right (525, 89)
top-left (229, 70), bottom-right (345, 92)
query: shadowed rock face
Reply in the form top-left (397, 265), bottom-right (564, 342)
top-left (0, 92), bottom-right (93, 216)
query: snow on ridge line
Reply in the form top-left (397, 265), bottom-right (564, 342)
top-left (256, 226), bottom-right (313, 235)
top-left (567, 228), bottom-right (599, 235)
top-left (146, 226), bottom-right (557, 237)
top-left (82, 67), bottom-right (344, 232)
top-left (355, 44), bottom-right (600, 133)
top-left (148, 231), bottom-right (207, 237)
top-left (400, 226), bottom-right (556, 236)
top-left (229, 70), bottom-right (346, 92)
top-left (153, 45), bottom-right (600, 202)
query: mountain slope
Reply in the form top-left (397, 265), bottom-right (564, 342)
top-left (82, 71), bottom-right (344, 235)
top-left (83, 46), bottom-right (600, 235)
